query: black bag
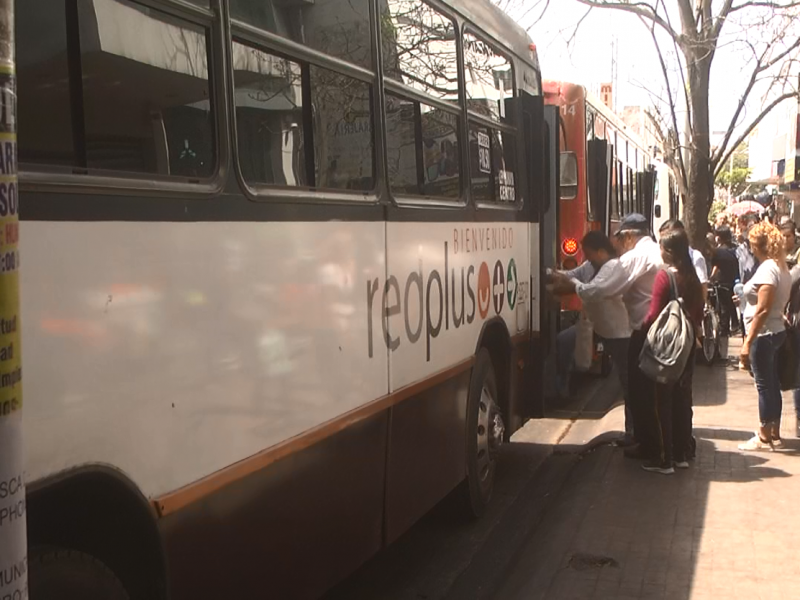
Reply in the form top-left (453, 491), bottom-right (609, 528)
top-left (779, 276), bottom-right (800, 391)
top-left (779, 327), bottom-right (800, 391)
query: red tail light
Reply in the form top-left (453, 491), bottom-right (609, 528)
top-left (562, 238), bottom-right (579, 256)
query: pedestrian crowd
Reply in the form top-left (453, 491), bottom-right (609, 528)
top-left (547, 212), bottom-right (800, 474)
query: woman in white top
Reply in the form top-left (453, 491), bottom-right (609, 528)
top-left (738, 222), bottom-right (793, 451)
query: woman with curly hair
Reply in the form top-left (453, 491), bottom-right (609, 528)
top-left (738, 221), bottom-right (793, 451)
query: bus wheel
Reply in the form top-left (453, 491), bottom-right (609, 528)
top-left (29, 547), bottom-right (130, 600)
top-left (462, 349), bottom-right (504, 518)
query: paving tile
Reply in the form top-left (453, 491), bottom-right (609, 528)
top-left (497, 339), bottom-right (800, 600)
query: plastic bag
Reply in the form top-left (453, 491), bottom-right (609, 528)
top-left (573, 312), bottom-right (594, 372)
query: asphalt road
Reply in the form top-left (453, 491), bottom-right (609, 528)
top-left (323, 371), bottom-right (624, 600)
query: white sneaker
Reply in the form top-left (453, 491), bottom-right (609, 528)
top-left (772, 438), bottom-right (784, 449)
top-left (738, 435), bottom-right (772, 451)
top-left (674, 460), bottom-right (690, 469)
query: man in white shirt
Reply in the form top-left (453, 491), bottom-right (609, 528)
top-left (551, 213), bottom-right (663, 460)
top-left (550, 231), bottom-right (634, 440)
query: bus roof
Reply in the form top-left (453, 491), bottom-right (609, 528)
top-left (442, 0), bottom-right (540, 72)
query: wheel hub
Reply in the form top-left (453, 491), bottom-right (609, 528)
top-left (476, 386), bottom-right (504, 484)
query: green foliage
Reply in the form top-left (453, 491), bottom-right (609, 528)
top-left (715, 142), bottom-right (751, 197)
top-left (716, 166), bottom-right (751, 196)
top-left (708, 198), bottom-right (727, 223)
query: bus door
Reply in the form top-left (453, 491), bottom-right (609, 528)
top-left (639, 169), bottom-right (656, 228)
top-left (516, 92), bottom-right (559, 417)
top-left (586, 138), bottom-right (610, 234)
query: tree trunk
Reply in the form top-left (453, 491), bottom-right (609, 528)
top-left (684, 53), bottom-right (713, 249)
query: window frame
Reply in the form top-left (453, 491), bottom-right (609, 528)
top-left (19, 0), bottom-right (229, 198)
top-left (229, 16), bottom-right (381, 205)
top-left (462, 25), bottom-right (521, 212)
top-left (380, 0), bottom-right (467, 209)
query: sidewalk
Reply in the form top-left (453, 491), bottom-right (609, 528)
top-left (496, 339), bottom-right (800, 600)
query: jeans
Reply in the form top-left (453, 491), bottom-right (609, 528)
top-left (604, 336), bottom-right (632, 434)
top-left (750, 331), bottom-right (787, 426)
top-left (628, 328), bottom-right (658, 457)
top-left (556, 325), bottom-right (577, 398)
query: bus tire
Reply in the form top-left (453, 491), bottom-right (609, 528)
top-left (29, 547), bottom-right (130, 600)
top-left (461, 348), bottom-right (505, 518)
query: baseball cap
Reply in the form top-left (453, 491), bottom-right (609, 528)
top-left (615, 213), bottom-right (649, 236)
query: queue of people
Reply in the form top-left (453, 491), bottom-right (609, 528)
top-left (547, 213), bottom-right (800, 474)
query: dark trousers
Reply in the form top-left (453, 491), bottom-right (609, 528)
top-left (628, 329), bottom-right (658, 457)
top-left (654, 345), bottom-right (695, 463)
top-left (717, 286), bottom-right (736, 336)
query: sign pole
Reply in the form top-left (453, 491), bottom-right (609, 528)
top-left (0, 0), bottom-right (26, 598)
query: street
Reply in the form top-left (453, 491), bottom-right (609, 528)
top-left (326, 340), bottom-right (800, 600)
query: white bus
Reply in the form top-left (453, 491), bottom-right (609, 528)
top-left (17, 0), bottom-right (557, 598)
top-left (652, 159), bottom-right (680, 235)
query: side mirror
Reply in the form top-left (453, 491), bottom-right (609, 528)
top-left (559, 151), bottom-right (578, 199)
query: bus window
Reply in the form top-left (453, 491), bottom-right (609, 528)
top-left (18, 0), bottom-right (74, 167)
top-left (463, 32), bottom-right (513, 124)
top-left (19, 0), bottom-right (216, 178)
top-left (382, 0), bottom-right (458, 103)
top-left (559, 151), bottom-right (578, 199)
top-left (231, 0), bottom-right (373, 69)
top-left (233, 43), bottom-right (375, 191)
top-left (385, 94), bottom-right (460, 198)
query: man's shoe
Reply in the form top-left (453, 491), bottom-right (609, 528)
top-left (642, 460), bottom-right (675, 475)
top-left (674, 459), bottom-right (690, 469)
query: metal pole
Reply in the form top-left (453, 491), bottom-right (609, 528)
top-left (0, 0), bottom-right (26, 598)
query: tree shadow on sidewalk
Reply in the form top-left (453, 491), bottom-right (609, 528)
top-left (692, 362), bottom-right (732, 407)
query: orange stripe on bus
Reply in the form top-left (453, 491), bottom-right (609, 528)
top-left (152, 357), bottom-right (478, 517)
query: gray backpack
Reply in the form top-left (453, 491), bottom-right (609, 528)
top-left (639, 270), bottom-right (695, 384)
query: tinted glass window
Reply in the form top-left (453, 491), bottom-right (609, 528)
top-left (463, 32), bottom-right (513, 124)
top-left (468, 124), bottom-right (516, 203)
top-left (231, 0), bottom-right (372, 69)
top-left (386, 94), bottom-right (459, 198)
top-left (19, 0), bottom-right (216, 178)
top-left (18, 0), bottom-right (74, 166)
top-left (233, 43), bottom-right (374, 191)
top-left (381, 0), bottom-right (458, 103)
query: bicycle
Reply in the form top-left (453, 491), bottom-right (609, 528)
top-left (700, 282), bottom-right (732, 365)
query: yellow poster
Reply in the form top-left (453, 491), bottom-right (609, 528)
top-left (0, 62), bottom-right (27, 600)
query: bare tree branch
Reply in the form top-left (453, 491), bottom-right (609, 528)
top-left (729, 1), bottom-right (800, 14)
top-left (565, 7), bottom-right (594, 47)
top-left (642, 13), bottom-right (689, 195)
top-left (571, 0), bottom-right (682, 42)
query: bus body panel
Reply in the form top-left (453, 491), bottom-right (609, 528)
top-left (383, 221), bottom-right (529, 391)
top-left (21, 219), bottom-right (389, 497)
top-left (158, 409), bottom-right (389, 600)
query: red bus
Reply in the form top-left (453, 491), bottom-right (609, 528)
top-left (543, 81), bottom-right (655, 314)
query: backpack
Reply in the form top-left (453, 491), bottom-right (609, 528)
top-left (638, 270), bottom-right (696, 384)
